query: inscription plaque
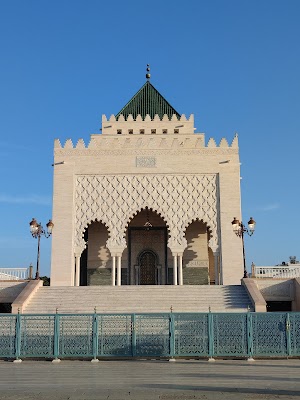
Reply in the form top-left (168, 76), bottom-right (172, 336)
top-left (136, 156), bottom-right (156, 168)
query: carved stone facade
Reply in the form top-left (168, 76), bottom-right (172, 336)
top-left (75, 174), bottom-right (218, 252)
top-left (50, 79), bottom-right (244, 286)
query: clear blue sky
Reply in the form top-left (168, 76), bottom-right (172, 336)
top-left (0, 0), bottom-right (299, 277)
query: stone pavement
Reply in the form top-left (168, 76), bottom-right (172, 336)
top-left (0, 359), bottom-right (300, 399)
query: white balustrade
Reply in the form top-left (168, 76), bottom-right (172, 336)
top-left (0, 268), bottom-right (31, 281)
top-left (253, 265), bottom-right (300, 279)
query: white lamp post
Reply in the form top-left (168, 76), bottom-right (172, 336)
top-left (29, 218), bottom-right (54, 279)
top-left (231, 217), bottom-right (256, 278)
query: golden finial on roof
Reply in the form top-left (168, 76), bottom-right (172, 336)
top-left (146, 64), bottom-right (151, 80)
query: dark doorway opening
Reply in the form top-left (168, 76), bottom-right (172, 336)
top-left (80, 229), bottom-right (88, 286)
top-left (0, 303), bottom-right (12, 313)
top-left (267, 301), bottom-right (292, 312)
top-left (128, 226), bottom-right (168, 285)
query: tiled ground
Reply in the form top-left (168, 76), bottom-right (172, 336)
top-left (0, 359), bottom-right (300, 399)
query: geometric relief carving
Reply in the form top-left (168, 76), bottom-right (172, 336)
top-left (75, 174), bottom-right (218, 251)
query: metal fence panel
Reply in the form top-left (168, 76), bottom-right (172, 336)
top-left (289, 313), bottom-right (300, 356)
top-left (20, 315), bottom-right (55, 357)
top-left (59, 314), bottom-right (93, 357)
top-left (0, 315), bottom-right (16, 358)
top-left (174, 313), bottom-right (209, 356)
top-left (98, 314), bottom-right (132, 356)
top-left (135, 314), bottom-right (170, 356)
top-left (212, 313), bottom-right (248, 357)
top-left (252, 313), bottom-right (287, 356)
top-left (1, 312), bottom-right (300, 359)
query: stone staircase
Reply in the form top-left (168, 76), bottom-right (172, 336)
top-left (23, 285), bottom-right (253, 314)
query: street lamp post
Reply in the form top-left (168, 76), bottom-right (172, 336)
top-left (29, 218), bottom-right (54, 280)
top-left (231, 217), bottom-right (256, 278)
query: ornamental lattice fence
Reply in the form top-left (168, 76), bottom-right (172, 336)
top-left (0, 312), bottom-right (299, 360)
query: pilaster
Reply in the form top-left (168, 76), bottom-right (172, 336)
top-left (51, 160), bottom-right (75, 286)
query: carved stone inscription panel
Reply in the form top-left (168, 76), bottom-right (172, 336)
top-left (136, 156), bottom-right (156, 168)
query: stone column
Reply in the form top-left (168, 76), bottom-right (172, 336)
top-left (71, 260), bottom-right (75, 287)
top-left (169, 239), bottom-right (187, 286)
top-left (75, 255), bottom-right (81, 287)
top-left (157, 265), bottom-right (162, 285)
top-left (173, 255), bottom-right (178, 286)
top-left (117, 255), bottom-right (121, 286)
top-left (135, 265), bottom-right (139, 285)
top-left (219, 254), bottom-right (223, 285)
top-left (178, 254), bottom-right (183, 286)
top-left (251, 262), bottom-right (255, 278)
top-left (111, 256), bottom-right (116, 286)
top-left (214, 252), bottom-right (219, 285)
top-left (106, 241), bottom-right (126, 287)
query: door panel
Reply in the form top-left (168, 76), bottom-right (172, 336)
top-left (140, 252), bottom-right (156, 285)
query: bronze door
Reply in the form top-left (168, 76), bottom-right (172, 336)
top-left (140, 251), bottom-right (156, 285)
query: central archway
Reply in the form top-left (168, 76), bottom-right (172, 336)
top-left (126, 208), bottom-right (169, 285)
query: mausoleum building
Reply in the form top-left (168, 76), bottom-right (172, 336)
top-left (50, 76), bottom-right (244, 287)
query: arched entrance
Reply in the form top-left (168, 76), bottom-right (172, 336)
top-left (184, 220), bottom-right (213, 285)
top-left (79, 221), bottom-right (111, 286)
top-left (137, 250), bottom-right (158, 285)
top-left (126, 209), bottom-right (168, 285)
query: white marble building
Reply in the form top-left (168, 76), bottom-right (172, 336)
top-left (50, 75), bottom-right (244, 286)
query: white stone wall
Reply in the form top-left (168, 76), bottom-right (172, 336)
top-left (256, 279), bottom-right (295, 301)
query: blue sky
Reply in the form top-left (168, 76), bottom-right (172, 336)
top-left (0, 0), bottom-right (299, 277)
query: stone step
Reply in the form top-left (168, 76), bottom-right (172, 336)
top-left (45, 288), bottom-right (241, 290)
top-left (24, 308), bottom-right (252, 314)
top-left (28, 291), bottom-right (249, 296)
top-left (33, 294), bottom-right (247, 298)
top-left (27, 299), bottom-right (251, 304)
top-left (29, 289), bottom-right (248, 293)
top-left (23, 284), bottom-right (253, 314)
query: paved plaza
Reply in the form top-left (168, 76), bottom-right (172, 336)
top-left (0, 359), bottom-right (300, 399)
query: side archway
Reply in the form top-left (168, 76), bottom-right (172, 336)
top-left (183, 219), bottom-right (214, 285)
top-left (77, 220), bottom-right (111, 286)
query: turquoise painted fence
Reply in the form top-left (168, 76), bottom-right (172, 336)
top-left (0, 312), bottom-right (299, 359)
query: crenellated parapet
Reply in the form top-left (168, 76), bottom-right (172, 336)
top-left (54, 128), bottom-right (239, 152)
top-left (101, 113), bottom-right (194, 135)
top-left (207, 133), bottom-right (239, 149)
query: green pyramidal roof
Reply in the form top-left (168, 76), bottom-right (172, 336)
top-left (116, 81), bottom-right (180, 120)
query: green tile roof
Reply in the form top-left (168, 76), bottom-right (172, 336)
top-left (116, 81), bottom-right (180, 120)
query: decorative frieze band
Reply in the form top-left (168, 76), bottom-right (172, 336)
top-left (55, 148), bottom-right (238, 156)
